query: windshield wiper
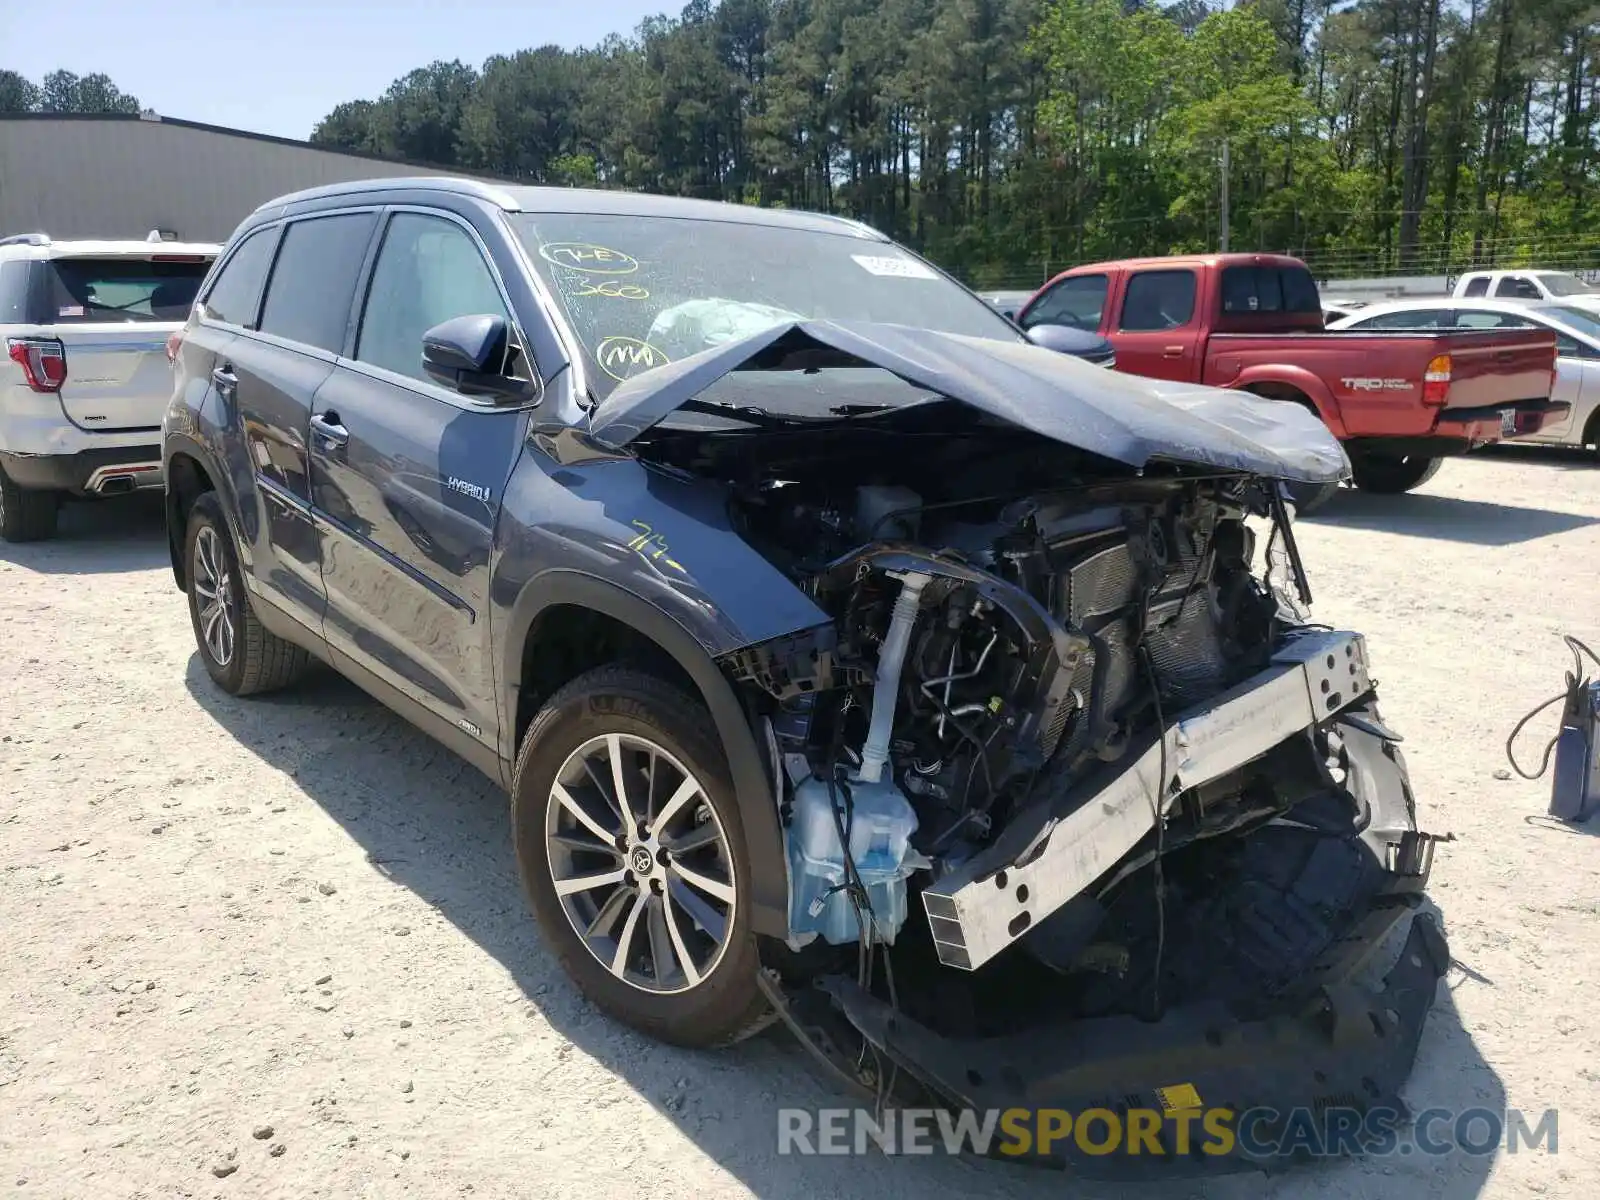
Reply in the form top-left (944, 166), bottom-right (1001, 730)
top-left (676, 398), bottom-right (892, 427)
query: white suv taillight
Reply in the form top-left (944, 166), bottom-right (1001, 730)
top-left (5, 337), bottom-right (67, 393)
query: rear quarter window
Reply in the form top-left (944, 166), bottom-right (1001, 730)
top-left (0, 260), bottom-right (34, 323)
top-left (202, 227), bottom-right (280, 328)
top-left (44, 256), bottom-right (213, 323)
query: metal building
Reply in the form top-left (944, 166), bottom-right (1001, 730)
top-left (0, 113), bottom-right (478, 244)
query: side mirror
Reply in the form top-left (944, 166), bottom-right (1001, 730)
top-left (1025, 323), bottom-right (1115, 365)
top-left (421, 314), bottom-right (533, 402)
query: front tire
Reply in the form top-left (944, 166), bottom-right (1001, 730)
top-left (1581, 410), bottom-right (1600, 462)
top-left (0, 466), bottom-right (59, 543)
top-left (1285, 480), bottom-right (1341, 515)
top-left (1349, 452), bottom-right (1442, 494)
top-left (511, 666), bottom-right (767, 1048)
top-left (184, 492), bottom-right (309, 695)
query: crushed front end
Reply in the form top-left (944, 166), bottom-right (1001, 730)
top-left (717, 468), bottom-right (1446, 1175)
top-left (615, 323), bottom-right (1446, 1175)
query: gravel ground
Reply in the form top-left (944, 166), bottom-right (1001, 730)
top-left (2, 448), bottom-right (1598, 1200)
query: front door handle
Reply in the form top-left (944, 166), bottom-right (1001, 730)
top-left (211, 365), bottom-right (237, 389)
top-left (310, 411), bottom-right (349, 447)
top-left (1162, 345), bottom-right (1185, 358)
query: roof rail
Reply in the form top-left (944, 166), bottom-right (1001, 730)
top-left (0, 232), bottom-right (51, 248)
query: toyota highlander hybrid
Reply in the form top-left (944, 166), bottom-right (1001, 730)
top-left (161, 178), bottom-right (1448, 1174)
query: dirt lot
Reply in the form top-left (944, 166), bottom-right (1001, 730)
top-left (3, 448), bottom-right (1599, 1200)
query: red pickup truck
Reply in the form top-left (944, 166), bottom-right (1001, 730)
top-left (1015, 253), bottom-right (1563, 505)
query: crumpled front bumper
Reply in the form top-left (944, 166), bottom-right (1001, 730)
top-left (813, 634), bottom-right (1450, 1177)
top-left (922, 629), bottom-right (1389, 972)
top-left (822, 910), bottom-right (1447, 1178)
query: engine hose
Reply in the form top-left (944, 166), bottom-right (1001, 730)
top-left (856, 571), bottom-right (930, 783)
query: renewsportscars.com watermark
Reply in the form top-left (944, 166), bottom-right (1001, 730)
top-left (778, 1105), bottom-right (1559, 1160)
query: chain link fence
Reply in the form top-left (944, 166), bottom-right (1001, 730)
top-left (953, 233), bottom-right (1600, 294)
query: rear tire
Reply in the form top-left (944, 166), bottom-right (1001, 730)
top-left (1349, 452), bottom-right (1442, 495)
top-left (0, 466), bottom-right (59, 543)
top-left (511, 665), bottom-right (768, 1049)
top-left (184, 491), bottom-right (309, 695)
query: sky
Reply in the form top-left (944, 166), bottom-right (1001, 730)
top-left (1, 0), bottom-right (672, 141)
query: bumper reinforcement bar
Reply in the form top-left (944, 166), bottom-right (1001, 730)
top-left (921, 630), bottom-right (1375, 970)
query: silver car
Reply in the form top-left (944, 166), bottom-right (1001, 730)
top-left (1, 231), bottom-right (219, 540)
top-left (1329, 297), bottom-right (1600, 455)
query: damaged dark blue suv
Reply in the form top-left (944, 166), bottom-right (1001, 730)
top-left (163, 178), bottom-right (1447, 1173)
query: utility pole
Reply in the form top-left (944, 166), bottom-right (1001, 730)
top-left (1219, 138), bottom-right (1231, 253)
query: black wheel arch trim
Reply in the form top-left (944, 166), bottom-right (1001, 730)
top-left (501, 570), bottom-right (790, 939)
top-left (162, 432), bottom-right (231, 591)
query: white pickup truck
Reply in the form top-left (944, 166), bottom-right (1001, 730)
top-left (1452, 268), bottom-right (1600, 313)
top-left (1, 231), bottom-right (219, 541)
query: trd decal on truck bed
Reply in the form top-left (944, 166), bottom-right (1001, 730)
top-left (1341, 377), bottom-right (1412, 391)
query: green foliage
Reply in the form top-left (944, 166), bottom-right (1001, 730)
top-left (9, 0), bottom-right (1598, 284)
top-left (1, 69), bottom-right (140, 115)
top-left (0, 70), bottom-right (41, 114)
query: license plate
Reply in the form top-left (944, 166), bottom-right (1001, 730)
top-left (1500, 408), bottom-right (1517, 436)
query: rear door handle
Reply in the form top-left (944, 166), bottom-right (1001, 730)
top-left (310, 411), bottom-right (349, 447)
top-left (211, 365), bottom-right (237, 389)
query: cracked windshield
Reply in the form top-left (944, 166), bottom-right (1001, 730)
top-left (510, 213), bottom-right (1018, 398)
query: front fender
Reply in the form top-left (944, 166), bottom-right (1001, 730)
top-left (490, 454), bottom-right (830, 940)
top-left (499, 570), bottom-right (795, 938)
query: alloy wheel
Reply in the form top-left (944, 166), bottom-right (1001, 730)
top-left (546, 733), bottom-right (737, 994)
top-left (192, 525), bottom-right (237, 667)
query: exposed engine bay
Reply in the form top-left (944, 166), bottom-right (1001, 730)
top-left (709, 434), bottom-right (1345, 957)
top-left (656, 419), bottom-right (1445, 1166)
top-left (753, 475), bottom-right (1290, 861)
top-left (593, 313), bottom-right (1448, 1170)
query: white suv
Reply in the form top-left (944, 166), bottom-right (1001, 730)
top-left (1, 231), bottom-right (219, 541)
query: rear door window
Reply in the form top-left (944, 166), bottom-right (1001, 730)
top-left (1119, 270), bottom-right (1196, 331)
top-left (1021, 273), bottom-right (1108, 331)
top-left (1460, 276), bottom-right (1489, 297)
top-left (43, 256), bottom-right (212, 323)
top-left (258, 212), bottom-right (379, 354)
top-left (1494, 275), bottom-right (1541, 300)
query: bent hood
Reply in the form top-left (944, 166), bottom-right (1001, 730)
top-left (587, 319), bottom-right (1350, 484)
